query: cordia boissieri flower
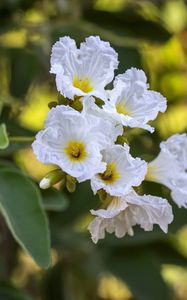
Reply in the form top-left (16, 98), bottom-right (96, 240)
top-left (50, 36), bottom-right (118, 101)
top-left (146, 134), bottom-right (187, 208)
top-left (31, 34), bottom-right (180, 244)
top-left (88, 190), bottom-right (173, 243)
top-left (160, 133), bottom-right (187, 170)
top-left (91, 144), bottom-right (147, 196)
top-left (32, 104), bottom-right (122, 182)
top-left (103, 68), bottom-right (167, 132)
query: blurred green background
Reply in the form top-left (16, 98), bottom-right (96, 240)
top-left (0, 0), bottom-right (187, 299)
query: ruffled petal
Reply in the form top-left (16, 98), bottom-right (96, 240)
top-left (32, 103), bottom-right (120, 182)
top-left (104, 68), bottom-right (167, 132)
top-left (114, 67), bottom-right (148, 91)
top-left (125, 191), bottom-right (173, 233)
top-left (80, 36), bottom-right (118, 87)
top-left (91, 144), bottom-right (147, 196)
top-left (160, 133), bottom-right (187, 170)
top-left (50, 36), bottom-right (118, 100)
top-left (88, 191), bottom-right (173, 243)
top-left (146, 134), bottom-right (187, 208)
top-left (170, 175), bottom-right (187, 208)
top-left (89, 197), bottom-right (135, 243)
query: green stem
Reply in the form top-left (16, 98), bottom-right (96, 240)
top-left (9, 136), bottom-right (35, 143)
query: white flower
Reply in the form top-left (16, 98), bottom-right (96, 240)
top-left (146, 134), bottom-right (187, 208)
top-left (103, 67), bottom-right (167, 132)
top-left (82, 96), bottom-right (112, 122)
top-left (50, 36), bottom-right (118, 101)
top-left (160, 133), bottom-right (187, 170)
top-left (170, 176), bottom-right (187, 208)
top-left (32, 104), bottom-right (122, 182)
top-left (91, 144), bottom-right (147, 196)
top-left (88, 191), bottom-right (173, 243)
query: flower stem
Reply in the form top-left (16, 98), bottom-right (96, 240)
top-left (9, 136), bottom-right (35, 143)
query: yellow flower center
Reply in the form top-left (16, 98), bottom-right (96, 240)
top-left (99, 162), bottom-right (121, 185)
top-left (116, 103), bottom-right (130, 116)
top-left (145, 165), bottom-right (158, 182)
top-left (64, 140), bottom-right (87, 162)
top-left (73, 77), bottom-right (93, 93)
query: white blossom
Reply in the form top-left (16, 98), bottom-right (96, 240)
top-left (50, 36), bottom-right (118, 101)
top-left (160, 133), bottom-right (187, 170)
top-left (32, 104), bottom-right (122, 182)
top-left (82, 96), bottom-right (112, 122)
top-left (91, 144), bottom-right (147, 196)
top-left (88, 191), bottom-right (173, 243)
top-left (103, 67), bottom-right (167, 132)
top-left (146, 134), bottom-right (187, 208)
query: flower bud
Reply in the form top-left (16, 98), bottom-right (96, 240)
top-left (97, 189), bottom-right (113, 206)
top-left (70, 99), bottom-right (83, 112)
top-left (39, 169), bottom-right (65, 189)
top-left (66, 175), bottom-right (77, 193)
top-left (48, 101), bottom-right (58, 109)
top-left (116, 135), bottom-right (128, 145)
top-left (58, 95), bottom-right (68, 105)
top-left (94, 97), bottom-right (104, 107)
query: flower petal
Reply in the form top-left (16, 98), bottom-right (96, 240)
top-left (91, 144), bottom-right (147, 196)
top-left (50, 36), bottom-right (118, 100)
top-left (160, 133), bottom-right (187, 171)
top-left (88, 191), bottom-right (173, 243)
top-left (104, 68), bottom-right (167, 132)
top-left (32, 103), bottom-right (120, 182)
top-left (146, 134), bottom-right (187, 208)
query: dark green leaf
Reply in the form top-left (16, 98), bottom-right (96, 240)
top-left (105, 246), bottom-right (171, 300)
top-left (42, 188), bottom-right (69, 211)
top-left (0, 283), bottom-right (32, 300)
top-left (0, 169), bottom-right (51, 268)
top-left (9, 49), bottom-right (41, 98)
top-left (83, 9), bottom-right (172, 43)
top-left (58, 182), bottom-right (99, 225)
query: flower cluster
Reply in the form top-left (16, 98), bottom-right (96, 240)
top-left (32, 36), bottom-right (187, 243)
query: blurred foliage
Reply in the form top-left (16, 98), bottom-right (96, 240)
top-left (0, 0), bottom-right (187, 299)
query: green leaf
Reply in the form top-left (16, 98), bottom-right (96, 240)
top-left (105, 246), bottom-right (171, 300)
top-left (0, 283), bottom-right (32, 300)
top-left (0, 169), bottom-right (51, 268)
top-left (9, 49), bottom-right (40, 98)
top-left (0, 160), bottom-right (17, 169)
top-left (59, 181), bottom-right (99, 225)
top-left (41, 188), bottom-right (69, 211)
top-left (0, 124), bottom-right (9, 149)
top-left (83, 9), bottom-right (172, 43)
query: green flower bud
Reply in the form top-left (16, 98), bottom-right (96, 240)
top-left (48, 101), bottom-right (58, 109)
top-left (66, 175), bottom-right (77, 193)
top-left (58, 95), bottom-right (69, 105)
top-left (70, 99), bottom-right (83, 112)
top-left (116, 135), bottom-right (129, 145)
top-left (39, 169), bottom-right (65, 189)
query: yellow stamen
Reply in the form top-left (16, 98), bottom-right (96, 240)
top-left (99, 162), bottom-right (121, 185)
top-left (116, 103), bottom-right (130, 116)
top-left (64, 140), bottom-right (87, 162)
top-left (73, 77), bottom-right (93, 93)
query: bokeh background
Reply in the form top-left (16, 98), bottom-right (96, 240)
top-left (0, 0), bottom-right (187, 299)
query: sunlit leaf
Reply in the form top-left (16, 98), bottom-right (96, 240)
top-left (0, 123), bottom-right (9, 149)
top-left (156, 104), bottom-right (187, 138)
